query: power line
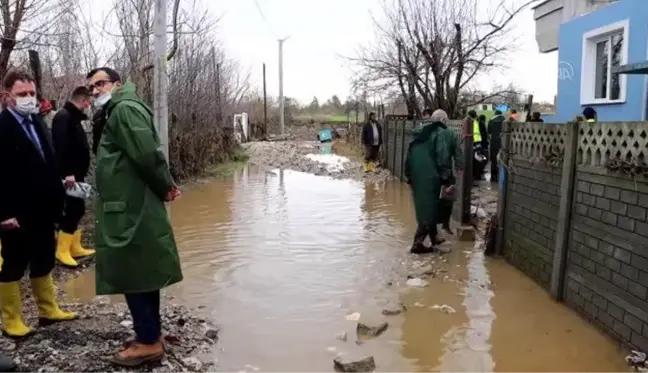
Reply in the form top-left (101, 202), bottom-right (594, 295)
top-left (253, 0), bottom-right (278, 38)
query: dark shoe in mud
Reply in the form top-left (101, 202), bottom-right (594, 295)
top-left (433, 236), bottom-right (446, 245)
top-left (410, 244), bottom-right (438, 254)
top-left (0, 353), bottom-right (16, 372)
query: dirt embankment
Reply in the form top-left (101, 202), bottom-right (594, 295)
top-left (242, 140), bottom-right (393, 183)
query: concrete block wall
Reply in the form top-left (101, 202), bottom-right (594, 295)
top-left (564, 168), bottom-right (648, 351)
top-left (503, 159), bottom-right (562, 289)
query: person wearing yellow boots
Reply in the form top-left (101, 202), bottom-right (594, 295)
top-left (361, 112), bottom-right (383, 173)
top-left (0, 69), bottom-right (78, 338)
top-left (51, 86), bottom-right (94, 267)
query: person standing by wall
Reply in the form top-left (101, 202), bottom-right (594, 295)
top-left (0, 69), bottom-right (77, 338)
top-left (487, 110), bottom-right (506, 182)
top-left (583, 107), bottom-right (597, 123)
top-left (405, 108), bottom-right (459, 254)
top-left (51, 86), bottom-right (95, 267)
top-left (361, 112), bottom-right (382, 172)
top-left (87, 67), bottom-right (183, 366)
top-left (432, 109), bottom-right (464, 236)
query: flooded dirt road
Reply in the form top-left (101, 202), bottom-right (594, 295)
top-left (66, 165), bottom-right (629, 372)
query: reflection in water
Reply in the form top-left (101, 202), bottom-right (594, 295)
top-left (66, 164), bottom-right (629, 372)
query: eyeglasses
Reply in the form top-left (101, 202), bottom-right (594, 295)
top-left (87, 79), bottom-right (112, 91)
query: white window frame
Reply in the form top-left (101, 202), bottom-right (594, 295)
top-left (580, 19), bottom-right (630, 105)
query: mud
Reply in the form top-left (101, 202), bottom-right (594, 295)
top-left (3, 296), bottom-right (216, 372)
top-left (242, 140), bottom-right (392, 183)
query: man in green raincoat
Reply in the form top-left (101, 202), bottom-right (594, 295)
top-left (404, 108), bottom-right (463, 254)
top-left (87, 67), bottom-right (183, 366)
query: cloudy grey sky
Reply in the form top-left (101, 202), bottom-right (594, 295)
top-left (212, 0), bottom-right (558, 105)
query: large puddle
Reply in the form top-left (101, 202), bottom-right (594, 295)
top-left (66, 165), bottom-right (629, 371)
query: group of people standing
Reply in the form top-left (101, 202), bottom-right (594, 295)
top-left (0, 66), bottom-right (184, 369)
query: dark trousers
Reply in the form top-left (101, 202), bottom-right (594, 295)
top-left (124, 290), bottom-right (161, 344)
top-left (59, 196), bottom-right (85, 234)
top-left (490, 144), bottom-right (501, 181)
top-left (438, 199), bottom-right (453, 228)
top-left (0, 223), bottom-right (56, 282)
top-left (363, 145), bottom-right (380, 162)
top-left (413, 224), bottom-right (438, 245)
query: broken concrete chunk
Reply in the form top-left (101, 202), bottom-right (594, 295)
top-left (406, 278), bottom-right (428, 287)
top-left (333, 356), bottom-right (376, 372)
top-left (381, 303), bottom-right (406, 316)
top-left (336, 332), bottom-right (348, 341)
top-left (407, 265), bottom-right (435, 279)
top-left (357, 321), bottom-right (388, 338)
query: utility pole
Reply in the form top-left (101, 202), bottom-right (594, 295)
top-left (263, 63), bottom-right (268, 139)
top-left (153, 0), bottom-right (168, 160)
top-left (278, 36), bottom-right (289, 136)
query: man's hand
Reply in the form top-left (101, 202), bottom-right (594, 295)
top-left (64, 175), bottom-right (76, 190)
top-left (0, 218), bottom-right (19, 231)
top-left (164, 187), bottom-right (182, 202)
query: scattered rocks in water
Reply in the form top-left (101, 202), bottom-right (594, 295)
top-left (407, 266), bottom-right (436, 279)
top-left (336, 332), bottom-right (348, 342)
top-left (356, 321), bottom-right (388, 338)
top-left (381, 303), bottom-right (406, 316)
top-left (333, 355), bottom-right (376, 372)
top-left (406, 278), bottom-right (429, 287)
top-left (4, 297), bottom-right (217, 372)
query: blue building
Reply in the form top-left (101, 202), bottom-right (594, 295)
top-left (534, 0), bottom-right (648, 122)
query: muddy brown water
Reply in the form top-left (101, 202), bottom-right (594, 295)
top-left (66, 165), bottom-right (629, 372)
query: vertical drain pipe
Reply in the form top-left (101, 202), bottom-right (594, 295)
top-left (495, 120), bottom-right (512, 256)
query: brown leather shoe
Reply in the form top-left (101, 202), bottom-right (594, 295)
top-left (109, 341), bottom-right (164, 367)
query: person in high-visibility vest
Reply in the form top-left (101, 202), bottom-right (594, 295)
top-left (467, 110), bottom-right (488, 183)
top-left (583, 106), bottom-right (597, 123)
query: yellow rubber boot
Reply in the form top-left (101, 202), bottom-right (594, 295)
top-left (0, 282), bottom-right (32, 338)
top-left (368, 161), bottom-right (376, 172)
top-left (0, 242), bottom-right (3, 272)
top-left (70, 230), bottom-right (95, 258)
top-left (31, 273), bottom-right (78, 326)
top-left (363, 162), bottom-right (370, 173)
top-left (55, 232), bottom-right (78, 267)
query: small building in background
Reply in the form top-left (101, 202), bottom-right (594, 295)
top-left (534, 0), bottom-right (648, 122)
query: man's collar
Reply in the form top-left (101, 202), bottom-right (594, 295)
top-left (7, 107), bottom-right (30, 123)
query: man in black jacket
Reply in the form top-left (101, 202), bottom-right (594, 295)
top-left (0, 69), bottom-right (77, 338)
top-left (51, 86), bottom-right (95, 267)
top-left (487, 110), bottom-right (506, 182)
top-left (361, 112), bottom-right (382, 172)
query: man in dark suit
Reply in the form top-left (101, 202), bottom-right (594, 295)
top-left (0, 69), bottom-right (77, 338)
top-left (51, 86), bottom-right (94, 267)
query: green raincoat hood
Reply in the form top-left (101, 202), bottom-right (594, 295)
top-left (108, 81), bottom-right (140, 108)
top-left (411, 120), bottom-right (446, 142)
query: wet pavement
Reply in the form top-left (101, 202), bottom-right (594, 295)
top-left (65, 164), bottom-right (630, 372)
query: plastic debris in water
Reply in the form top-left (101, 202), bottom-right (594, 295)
top-left (430, 304), bottom-right (456, 314)
top-left (406, 278), bottom-right (428, 287)
top-left (345, 312), bottom-right (361, 321)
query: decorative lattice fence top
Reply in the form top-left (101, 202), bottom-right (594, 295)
top-left (577, 122), bottom-right (648, 167)
top-left (509, 122), bottom-right (567, 163)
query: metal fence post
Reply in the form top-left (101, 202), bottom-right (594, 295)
top-left (460, 118), bottom-right (474, 225)
top-left (399, 120), bottom-right (407, 180)
top-left (391, 120), bottom-right (398, 172)
top-left (550, 120), bottom-right (580, 301)
top-left (495, 120), bottom-right (512, 255)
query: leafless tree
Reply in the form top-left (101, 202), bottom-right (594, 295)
top-left (348, 0), bottom-right (536, 118)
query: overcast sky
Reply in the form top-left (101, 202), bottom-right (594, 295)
top-left (212, 0), bottom-right (558, 105)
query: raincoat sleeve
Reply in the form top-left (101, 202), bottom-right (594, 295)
top-left (110, 103), bottom-right (175, 200)
top-left (450, 131), bottom-right (464, 171)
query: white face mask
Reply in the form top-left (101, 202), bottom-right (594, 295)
top-left (94, 92), bottom-right (111, 107)
top-left (14, 96), bottom-right (37, 116)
